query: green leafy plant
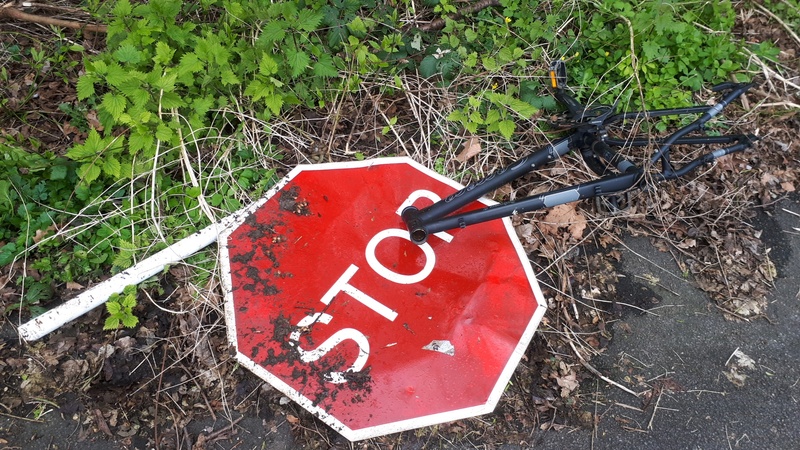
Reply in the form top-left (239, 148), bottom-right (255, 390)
top-left (104, 285), bottom-right (139, 330)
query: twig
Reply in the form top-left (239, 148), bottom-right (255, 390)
top-left (0, 3), bottom-right (107, 32)
top-left (0, 411), bottom-right (44, 423)
top-left (206, 416), bottom-right (244, 442)
top-left (724, 347), bottom-right (740, 366)
top-left (753, 3), bottom-right (800, 47)
top-left (613, 402), bottom-right (644, 412)
top-left (647, 389), bottom-right (662, 430)
top-left (566, 327), bottom-right (642, 397)
top-left (742, 47), bottom-right (800, 92)
top-left (633, 274), bottom-right (680, 297)
top-left (783, 208), bottom-right (800, 219)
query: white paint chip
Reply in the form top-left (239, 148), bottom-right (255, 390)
top-left (422, 340), bottom-right (455, 356)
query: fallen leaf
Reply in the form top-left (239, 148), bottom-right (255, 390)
top-left (454, 135), bottom-right (481, 163)
top-left (556, 373), bottom-right (579, 397)
top-left (66, 281), bottom-right (85, 290)
top-left (541, 203), bottom-right (587, 239)
top-left (781, 181), bottom-right (795, 192)
top-left (286, 414), bottom-right (300, 424)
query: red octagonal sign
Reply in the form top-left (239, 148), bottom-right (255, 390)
top-left (220, 157), bottom-right (545, 440)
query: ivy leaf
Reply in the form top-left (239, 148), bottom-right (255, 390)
top-left (50, 164), bottom-right (68, 180)
top-left (286, 48), bottom-right (310, 77)
top-left (419, 55), bottom-right (439, 78)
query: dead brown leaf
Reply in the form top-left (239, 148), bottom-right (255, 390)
top-left (541, 203), bottom-right (587, 239)
top-left (454, 135), bottom-right (481, 163)
top-left (66, 281), bottom-right (85, 290)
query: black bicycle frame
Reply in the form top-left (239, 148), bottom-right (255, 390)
top-left (402, 70), bottom-right (756, 245)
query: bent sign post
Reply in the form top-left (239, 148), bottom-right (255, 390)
top-left (220, 157), bottom-right (545, 440)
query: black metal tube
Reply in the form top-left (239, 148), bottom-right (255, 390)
top-left (605, 106), bottom-right (710, 125)
top-left (413, 135), bottom-right (577, 224)
top-left (605, 134), bottom-right (749, 148)
top-left (420, 170), bottom-right (642, 237)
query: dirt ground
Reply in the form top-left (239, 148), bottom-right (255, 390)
top-left (1, 1), bottom-right (799, 449)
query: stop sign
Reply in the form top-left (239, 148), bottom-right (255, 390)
top-left (219, 157), bottom-right (545, 440)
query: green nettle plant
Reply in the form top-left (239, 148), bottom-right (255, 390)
top-left (104, 285), bottom-right (139, 330)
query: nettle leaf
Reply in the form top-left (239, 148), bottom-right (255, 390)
top-left (498, 120), bottom-right (515, 140)
top-left (177, 52), bottom-right (203, 76)
top-left (154, 41), bottom-right (175, 65)
top-left (66, 129), bottom-right (103, 160)
top-left (121, 293), bottom-right (137, 309)
top-left (77, 162), bottom-right (102, 184)
top-left (245, 79), bottom-right (270, 102)
top-left (101, 93), bottom-right (127, 120)
top-left (259, 53), bottom-right (278, 75)
top-left (89, 59), bottom-right (108, 74)
top-left (221, 69), bottom-right (240, 86)
top-left (264, 93), bottom-right (284, 116)
top-left (76, 75), bottom-right (96, 100)
top-left (121, 314), bottom-right (139, 328)
top-left (313, 54), bottom-right (338, 77)
top-left (286, 48), bottom-right (310, 77)
top-left (128, 128), bottom-right (153, 153)
top-left (347, 16), bottom-right (368, 37)
top-left (259, 21), bottom-right (286, 44)
top-left (104, 316), bottom-right (121, 330)
top-left (155, 123), bottom-right (174, 142)
top-left (152, 71), bottom-right (177, 91)
top-left (114, 43), bottom-right (143, 64)
top-left (296, 9), bottom-right (324, 32)
top-left (113, 0), bottom-right (132, 17)
top-left (192, 96), bottom-right (214, 116)
top-left (105, 62), bottom-right (129, 88)
top-left (160, 91), bottom-right (186, 109)
top-left (103, 155), bottom-right (121, 178)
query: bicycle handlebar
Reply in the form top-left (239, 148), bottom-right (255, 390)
top-left (402, 69), bottom-right (757, 245)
